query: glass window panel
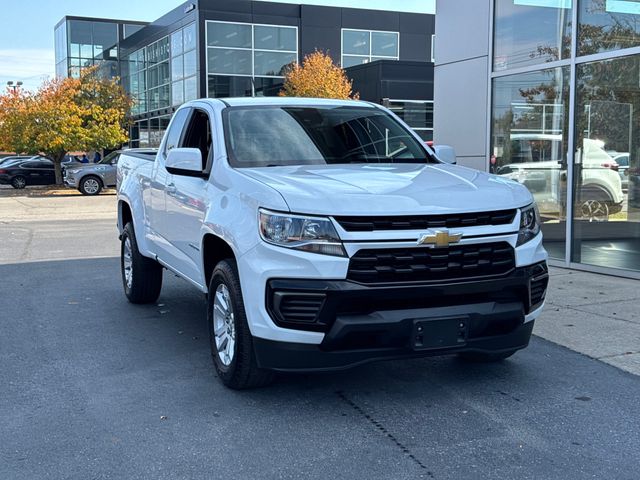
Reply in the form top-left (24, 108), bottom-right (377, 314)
top-left (148, 65), bottom-right (159, 88)
top-left (208, 48), bottom-right (252, 75)
top-left (253, 77), bottom-right (284, 97)
top-left (493, 0), bottom-right (571, 71)
top-left (69, 43), bottom-right (80, 58)
top-left (68, 20), bottom-right (92, 45)
top-left (80, 44), bottom-right (93, 58)
top-left (184, 76), bottom-right (198, 101)
top-left (254, 51), bottom-right (296, 76)
top-left (159, 84), bottom-right (170, 109)
top-left (93, 22), bottom-right (118, 53)
top-left (164, 108), bottom-right (190, 154)
top-left (183, 49), bottom-right (197, 77)
top-left (183, 23), bottom-right (197, 52)
top-left (171, 29), bottom-right (183, 57)
top-left (172, 80), bottom-right (184, 106)
top-left (371, 56), bottom-right (394, 62)
top-left (208, 75), bottom-right (253, 98)
top-left (158, 37), bottom-right (170, 62)
top-left (371, 32), bottom-right (398, 57)
top-left (572, 54), bottom-right (640, 270)
top-left (138, 120), bottom-right (149, 147)
top-left (491, 67), bottom-right (571, 261)
top-left (207, 22), bottom-right (252, 48)
top-left (343, 30), bottom-right (370, 55)
top-left (124, 24), bottom-right (144, 39)
top-left (342, 55), bottom-right (369, 68)
top-left (254, 25), bottom-right (297, 51)
top-left (171, 55), bottom-right (183, 81)
top-left (578, 0), bottom-right (640, 55)
top-left (158, 61), bottom-right (170, 85)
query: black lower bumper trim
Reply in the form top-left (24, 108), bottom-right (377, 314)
top-left (254, 320), bottom-right (534, 372)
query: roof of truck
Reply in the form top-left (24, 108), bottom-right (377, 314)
top-left (210, 97), bottom-right (375, 108)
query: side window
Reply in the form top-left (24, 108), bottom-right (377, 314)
top-left (163, 108), bottom-right (191, 158)
top-left (21, 161), bottom-right (38, 168)
top-left (180, 109), bottom-right (213, 172)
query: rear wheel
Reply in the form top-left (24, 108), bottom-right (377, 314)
top-left (121, 222), bottom-right (163, 304)
top-left (11, 176), bottom-right (26, 189)
top-left (79, 175), bottom-right (103, 195)
top-left (458, 349), bottom-right (518, 363)
top-left (208, 259), bottom-right (274, 389)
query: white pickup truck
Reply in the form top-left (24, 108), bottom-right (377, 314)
top-left (117, 97), bottom-right (548, 389)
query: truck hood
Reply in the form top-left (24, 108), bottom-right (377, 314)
top-left (240, 164), bottom-right (533, 215)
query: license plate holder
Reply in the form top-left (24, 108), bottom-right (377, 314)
top-left (412, 316), bottom-right (469, 350)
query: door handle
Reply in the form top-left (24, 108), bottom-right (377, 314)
top-left (166, 183), bottom-right (177, 195)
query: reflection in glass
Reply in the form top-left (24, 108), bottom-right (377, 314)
top-left (172, 80), bottom-right (184, 106)
top-left (254, 25), bottom-right (296, 51)
top-left (578, 0), bottom-right (640, 55)
top-left (183, 50), bottom-right (197, 77)
top-left (171, 55), bottom-right (183, 82)
top-left (342, 55), bottom-right (369, 68)
top-left (171, 30), bottom-right (183, 57)
top-left (208, 75), bottom-right (253, 98)
top-left (343, 30), bottom-right (370, 55)
top-left (371, 32), bottom-right (398, 57)
top-left (254, 51), bottom-right (296, 76)
top-left (572, 54), bottom-right (640, 270)
top-left (183, 23), bottom-right (197, 52)
top-left (493, 0), bottom-right (571, 71)
top-left (491, 67), bottom-right (570, 260)
top-left (184, 76), bottom-right (198, 101)
top-left (207, 22), bottom-right (252, 48)
top-left (208, 48), bottom-right (252, 75)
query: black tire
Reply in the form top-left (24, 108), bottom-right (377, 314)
top-left (208, 259), bottom-right (274, 389)
top-left (121, 222), bottom-right (163, 304)
top-left (458, 349), bottom-right (518, 363)
top-left (11, 176), bottom-right (26, 189)
top-left (79, 175), bottom-right (103, 195)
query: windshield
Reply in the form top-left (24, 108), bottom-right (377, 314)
top-left (223, 106), bottom-right (435, 168)
top-left (99, 151), bottom-right (119, 164)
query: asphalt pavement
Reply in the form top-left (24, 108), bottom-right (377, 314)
top-left (1, 192), bottom-right (640, 479)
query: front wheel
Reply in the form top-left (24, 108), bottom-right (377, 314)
top-left (208, 259), bottom-right (274, 389)
top-left (79, 175), bottom-right (103, 195)
top-left (121, 222), bottom-right (163, 304)
top-left (11, 176), bottom-right (26, 189)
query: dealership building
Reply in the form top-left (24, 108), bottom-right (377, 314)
top-left (434, 0), bottom-right (640, 278)
top-left (55, 1), bottom-right (435, 148)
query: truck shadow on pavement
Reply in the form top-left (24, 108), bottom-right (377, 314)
top-left (3, 256), bottom-right (640, 480)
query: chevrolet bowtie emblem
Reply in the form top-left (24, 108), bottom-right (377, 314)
top-left (417, 230), bottom-right (463, 248)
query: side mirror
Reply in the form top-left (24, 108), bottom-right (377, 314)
top-left (165, 148), bottom-right (205, 177)
top-left (434, 145), bottom-right (457, 165)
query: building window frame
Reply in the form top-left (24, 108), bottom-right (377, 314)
top-left (205, 19), bottom-right (299, 97)
top-left (341, 28), bottom-right (400, 68)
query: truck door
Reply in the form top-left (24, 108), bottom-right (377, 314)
top-left (147, 107), bottom-right (191, 260)
top-left (156, 107), bottom-right (211, 286)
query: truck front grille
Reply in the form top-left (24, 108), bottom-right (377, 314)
top-left (347, 242), bottom-right (515, 284)
top-left (334, 210), bottom-right (516, 232)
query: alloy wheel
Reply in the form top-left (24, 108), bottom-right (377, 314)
top-left (213, 283), bottom-right (236, 367)
top-left (123, 237), bottom-right (133, 289)
top-left (580, 200), bottom-right (609, 222)
top-left (83, 178), bottom-right (100, 194)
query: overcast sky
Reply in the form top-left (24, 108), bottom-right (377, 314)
top-left (0, 0), bottom-right (435, 91)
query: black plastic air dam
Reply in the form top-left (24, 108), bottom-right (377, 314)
top-left (253, 321), bottom-right (535, 372)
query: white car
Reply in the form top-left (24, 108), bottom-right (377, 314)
top-left (117, 98), bottom-right (548, 389)
top-left (497, 134), bottom-right (624, 221)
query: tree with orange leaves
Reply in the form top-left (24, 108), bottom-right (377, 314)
top-left (0, 67), bottom-right (132, 185)
top-left (279, 50), bottom-right (359, 100)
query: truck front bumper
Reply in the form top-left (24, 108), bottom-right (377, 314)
top-left (254, 262), bottom-right (548, 372)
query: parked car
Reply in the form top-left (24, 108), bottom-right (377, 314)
top-left (496, 134), bottom-right (624, 221)
top-left (64, 149), bottom-right (156, 195)
top-left (117, 98), bottom-right (548, 389)
top-left (0, 155), bottom-right (33, 166)
top-left (0, 158), bottom-right (55, 189)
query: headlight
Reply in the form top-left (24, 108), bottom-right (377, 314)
top-left (517, 203), bottom-right (541, 246)
top-left (68, 169), bottom-right (81, 174)
top-left (259, 209), bottom-right (346, 257)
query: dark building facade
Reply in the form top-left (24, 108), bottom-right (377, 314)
top-left (58, 1), bottom-right (435, 148)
